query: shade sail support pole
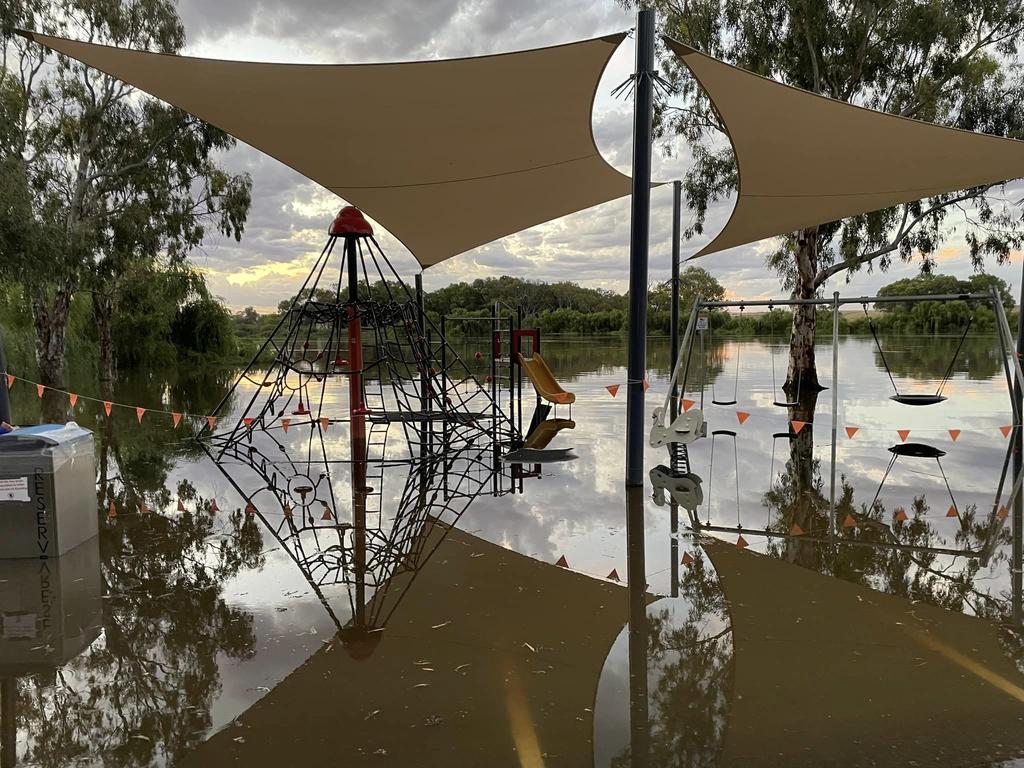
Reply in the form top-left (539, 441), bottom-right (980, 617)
top-left (828, 291), bottom-right (840, 538)
top-left (670, 179), bottom-right (682, 422)
top-left (1015, 265), bottom-right (1024, 625)
top-left (625, 8), bottom-right (656, 487)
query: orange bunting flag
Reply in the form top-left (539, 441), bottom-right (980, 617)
top-left (283, 503), bottom-right (293, 519)
top-left (946, 505), bottom-right (958, 518)
top-left (681, 552), bottom-right (695, 566)
top-left (682, 399), bottom-right (696, 412)
top-left (209, 500), bottom-right (219, 514)
top-left (606, 569), bottom-right (620, 582)
top-left (243, 417), bottom-right (254, 428)
top-left (736, 535), bottom-right (749, 549)
top-left (36, 383), bottom-right (44, 398)
top-left (791, 420), bottom-right (807, 435)
top-left (177, 499), bottom-right (186, 512)
top-left (842, 514), bottom-right (857, 528)
top-left (897, 429), bottom-right (911, 442)
top-left (5, 374), bottom-right (13, 390)
top-left (135, 407), bottom-right (146, 423)
top-left (321, 507), bottom-right (334, 521)
top-left (69, 393), bottom-right (78, 408)
top-left (555, 555), bottom-right (569, 568)
top-left (642, 379), bottom-right (650, 392)
top-left (172, 412), bottom-right (182, 428)
top-left (320, 417), bottom-right (330, 430)
top-left (107, 501), bottom-right (117, 519)
top-left (895, 507), bottom-right (908, 522)
top-left (206, 416), bottom-right (217, 431)
top-left (245, 502), bottom-right (256, 516)
top-left (281, 418), bottom-right (291, 433)
top-left (998, 505), bottom-right (1010, 519)
top-left (606, 384), bottom-right (620, 397)
top-left (845, 426), bottom-right (859, 439)
top-left (736, 411), bottom-right (750, 425)
top-left (948, 429), bottom-right (961, 442)
top-left (103, 401), bottom-right (113, 417)
top-left (789, 523), bottom-right (804, 536)
top-left (1001, 425), bottom-right (1013, 438)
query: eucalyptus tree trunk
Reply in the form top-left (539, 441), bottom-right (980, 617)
top-left (31, 282), bottom-right (72, 423)
top-left (785, 385), bottom-right (823, 570)
top-left (786, 225), bottom-right (822, 394)
top-left (94, 293), bottom-right (115, 387)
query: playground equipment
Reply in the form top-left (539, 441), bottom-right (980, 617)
top-left (862, 303), bottom-right (976, 406)
top-left (202, 207), bottom-right (518, 462)
top-left (518, 352), bottom-right (575, 411)
top-left (867, 442), bottom-right (960, 519)
top-left (649, 464), bottom-right (703, 512)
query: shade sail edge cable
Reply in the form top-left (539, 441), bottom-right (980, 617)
top-left (20, 29), bottom-right (635, 268)
top-left (664, 35), bottom-right (1024, 259)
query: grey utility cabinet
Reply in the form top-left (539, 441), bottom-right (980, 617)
top-left (0, 423), bottom-right (96, 558)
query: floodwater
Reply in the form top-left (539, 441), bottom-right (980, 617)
top-left (2, 333), bottom-right (1024, 767)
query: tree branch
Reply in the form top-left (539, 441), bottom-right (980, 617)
top-left (813, 189), bottom-right (985, 288)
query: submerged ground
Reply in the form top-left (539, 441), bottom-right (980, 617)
top-left (3, 333), bottom-right (1023, 767)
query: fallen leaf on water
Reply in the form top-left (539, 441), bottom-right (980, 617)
top-left (454, 663), bottom-right (471, 672)
top-left (523, 642), bottom-right (536, 653)
top-left (413, 683), bottom-right (430, 688)
top-left (431, 621), bottom-right (451, 629)
top-left (365, 709), bottom-right (381, 721)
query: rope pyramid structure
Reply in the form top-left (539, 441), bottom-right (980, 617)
top-left (199, 207), bottom-right (525, 651)
top-left (206, 429), bottom-right (511, 649)
top-left (203, 206), bottom-right (517, 459)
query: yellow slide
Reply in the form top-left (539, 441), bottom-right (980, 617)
top-left (517, 353), bottom-right (575, 405)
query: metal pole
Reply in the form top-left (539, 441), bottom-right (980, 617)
top-left (670, 180), bottom-right (682, 423)
top-left (415, 273), bottom-right (428, 459)
top-left (1015, 266), bottom-right (1023, 625)
top-left (0, 331), bottom-right (10, 425)
top-left (625, 8), bottom-right (656, 487)
top-left (828, 291), bottom-right (840, 537)
top-left (625, 486), bottom-right (649, 764)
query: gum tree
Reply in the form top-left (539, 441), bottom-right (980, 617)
top-left (0, 0), bottom-right (250, 396)
top-left (624, 0), bottom-right (1024, 391)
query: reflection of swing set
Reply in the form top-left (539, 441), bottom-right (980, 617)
top-left (651, 288), bottom-right (1023, 449)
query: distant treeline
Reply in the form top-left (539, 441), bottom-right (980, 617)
top-left (233, 271), bottom-right (1017, 354)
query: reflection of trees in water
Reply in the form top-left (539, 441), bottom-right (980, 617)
top-left (760, 387), bottom-right (1018, 630)
top-left (870, 334), bottom-right (1004, 382)
top-left (13, 413), bottom-right (263, 766)
top-left (612, 554), bottom-right (733, 768)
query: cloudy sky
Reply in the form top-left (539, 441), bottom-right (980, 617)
top-left (170, 0), bottom-right (1024, 312)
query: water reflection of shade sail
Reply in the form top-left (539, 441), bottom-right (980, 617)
top-left (705, 540), bottom-right (1024, 766)
top-left (180, 524), bottom-right (629, 767)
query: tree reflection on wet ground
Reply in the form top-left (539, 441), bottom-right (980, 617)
top-left (2, 334), bottom-right (1023, 767)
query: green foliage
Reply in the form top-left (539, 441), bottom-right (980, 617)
top-left (633, 0), bottom-right (1024, 284)
top-left (0, 0), bottom-right (252, 387)
top-left (172, 295), bottom-right (239, 359)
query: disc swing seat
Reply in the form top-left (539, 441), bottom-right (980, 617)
top-left (862, 304), bottom-right (973, 406)
top-left (867, 442), bottom-right (960, 519)
top-left (768, 305), bottom-right (801, 408)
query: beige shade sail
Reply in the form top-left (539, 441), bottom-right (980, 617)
top-left (22, 31), bottom-right (632, 268)
top-left (666, 37), bottom-right (1024, 258)
top-left (180, 522), bottom-right (632, 767)
top-left (704, 539), bottom-right (1024, 766)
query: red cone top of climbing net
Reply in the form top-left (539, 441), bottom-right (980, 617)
top-left (555, 555), bottom-right (568, 567)
top-left (329, 206), bottom-right (373, 237)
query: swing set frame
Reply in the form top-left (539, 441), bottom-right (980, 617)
top-left (659, 286), bottom-right (1024, 537)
